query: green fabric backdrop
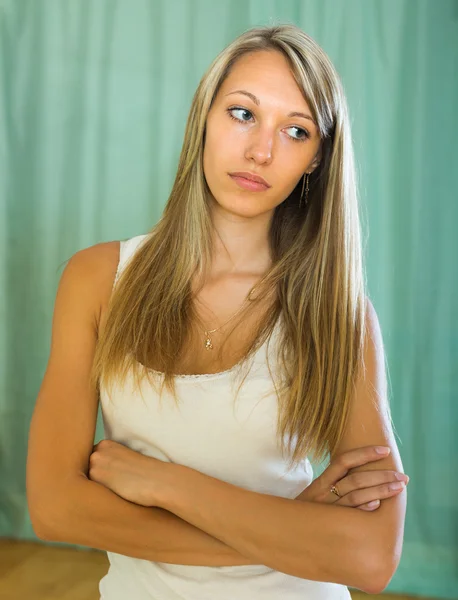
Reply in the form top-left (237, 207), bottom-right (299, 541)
top-left (1, 1), bottom-right (457, 598)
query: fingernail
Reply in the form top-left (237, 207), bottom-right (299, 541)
top-left (395, 473), bottom-right (409, 482)
top-left (375, 446), bottom-right (390, 454)
top-left (390, 481), bottom-right (406, 490)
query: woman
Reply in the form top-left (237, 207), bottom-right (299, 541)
top-left (27, 23), bottom-right (408, 599)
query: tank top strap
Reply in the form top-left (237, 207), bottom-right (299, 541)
top-left (113, 233), bottom-right (150, 290)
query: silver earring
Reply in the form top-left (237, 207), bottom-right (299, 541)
top-left (299, 172), bottom-right (310, 208)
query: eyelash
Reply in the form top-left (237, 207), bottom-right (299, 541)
top-left (226, 106), bottom-right (311, 142)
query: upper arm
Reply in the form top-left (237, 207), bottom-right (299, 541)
top-left (329, 298), bottom-right (407, 589)
top-left (26, 241), bottom-right (120, 538)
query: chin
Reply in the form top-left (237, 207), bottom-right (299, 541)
top-left (223, 197), bottom-right (271, 217)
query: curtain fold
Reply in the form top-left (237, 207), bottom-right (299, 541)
top-left (1, 1), bottom-right (456, 597)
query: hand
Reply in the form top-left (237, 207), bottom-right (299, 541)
top-left (295, 445), bottom-right (409, 511)
top-left (88, 439), bottom-right (169, 507)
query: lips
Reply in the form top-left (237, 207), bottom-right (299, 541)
top-left (229, 172), bottom-right (271, 188)
top-left (229, 175), bottom-right (270, 192)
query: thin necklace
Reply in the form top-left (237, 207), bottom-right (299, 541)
top-left (202, 284), bottom-right (258, 350)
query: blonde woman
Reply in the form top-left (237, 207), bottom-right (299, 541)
top-left (27, 23), bottom-right (408, 599)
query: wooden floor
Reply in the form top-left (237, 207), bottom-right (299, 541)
top-left (0, 538), bottom-right (434, 600)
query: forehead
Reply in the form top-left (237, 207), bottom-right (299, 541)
top-left (217, 50), bottom-right (308, 108)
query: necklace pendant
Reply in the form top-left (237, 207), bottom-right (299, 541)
top-left (204, 336), bottom-right (213, 350)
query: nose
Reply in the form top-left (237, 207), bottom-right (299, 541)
top-left (244, 127), bottom-right (274, 165)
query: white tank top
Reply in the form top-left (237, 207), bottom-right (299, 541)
top-left (98, 233), bottom-right (351, 600)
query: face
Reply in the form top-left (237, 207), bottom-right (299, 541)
top-left (203, 50), bottom-right (321, 218)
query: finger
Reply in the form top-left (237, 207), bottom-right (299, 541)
top-left (358, 500), bottom-right (380, 511)
top-left (335, 481), bottom-right (406, 508)
top-left (334, 469), bottom-right (409, 498)
top-left (320, 446), bottom-right (391, 491)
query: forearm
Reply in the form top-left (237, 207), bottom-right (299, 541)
top-left (161, 465), bottom-right (378, 592)
top-left (38, 474), bottom-right (257, 566)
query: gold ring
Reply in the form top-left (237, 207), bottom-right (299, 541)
top-left (330, 484), bottom-right (341, 497)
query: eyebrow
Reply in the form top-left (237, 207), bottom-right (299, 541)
top-left (224, 89), bottom-right (317, 127)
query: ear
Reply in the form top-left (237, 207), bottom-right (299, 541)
top-left (308, 144), bottom-right (322, 174)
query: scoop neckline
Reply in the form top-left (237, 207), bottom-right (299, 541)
top-left (137, 339), bottom-right (265, 381)
top-left (135, 316), bottom-right (281, 382)
top-left (141, 358), bottom-right (250, 381)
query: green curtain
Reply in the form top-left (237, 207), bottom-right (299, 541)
top-left (1, 1), bottom-right (457, 598)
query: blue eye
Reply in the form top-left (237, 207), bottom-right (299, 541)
top-left (226, 107), bottom-right (310, 142)
top-left (228, 107), bottom-right (252, 122)
top-left (286, 126), bottom-right (310, 142)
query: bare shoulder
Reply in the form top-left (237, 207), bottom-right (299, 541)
top-left (66, 240), bottom-right (121, 330)
top-left (71, 240), bottom-right (120, 286)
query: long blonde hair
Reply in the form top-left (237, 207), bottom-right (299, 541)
top-left (91, 23), bottom-right (369, 471)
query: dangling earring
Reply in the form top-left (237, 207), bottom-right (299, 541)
top-left (299, 172), bottom-right (310, 208)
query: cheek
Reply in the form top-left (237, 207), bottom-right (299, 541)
top-left (205, 120), bottom-right (240, 161)
top-left (202, 139), bottom-right (224, 194)
top-left (203, 127), bottom-right (237, 181)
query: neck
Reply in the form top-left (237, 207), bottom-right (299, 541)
top-left (208, 197), bottom-right (274, 276)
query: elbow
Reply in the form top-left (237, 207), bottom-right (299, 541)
top-left (27, 485), bottom-right (69, 542)
top-left (30, 506), bottom-right (70, 543)
top-left (360, 508), bottom-right (405, 594)
top-left (28, 504), bottom-right (55, 541)
top-left (30, 518), bottom-right (52, 541)
top-left (363, 550), bottom-right (401, 595)
top-left (364, 569), bottom-right (395, 595)
top-left (28, 473), bottom-right (89, 543)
